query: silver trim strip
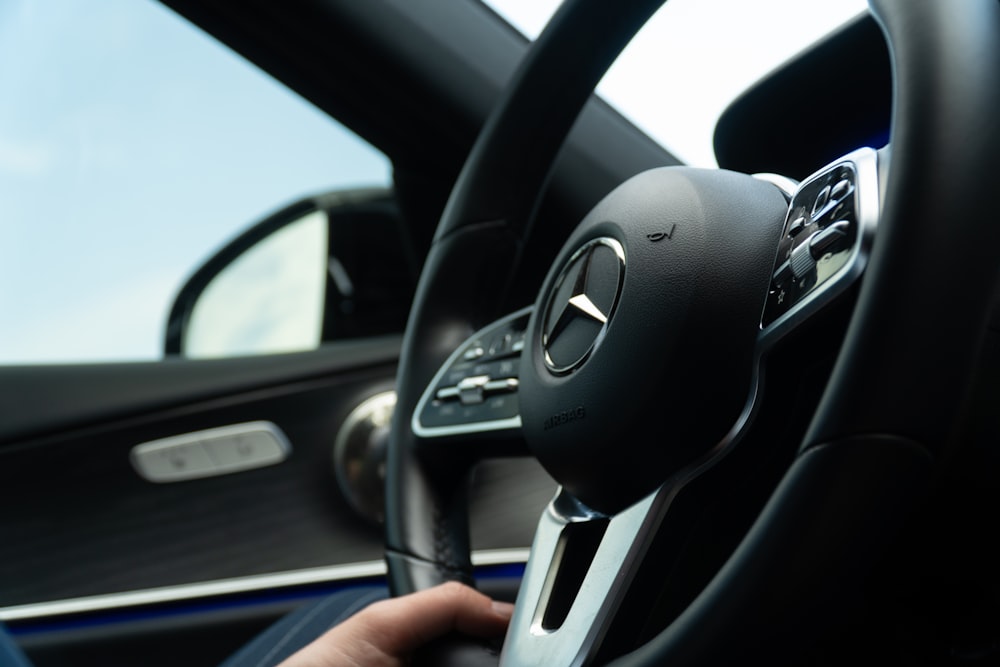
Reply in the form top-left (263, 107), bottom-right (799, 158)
top-left (752, 172), bottom-right (799, 198)
top-left (0, 548), bottom-right (530, 622)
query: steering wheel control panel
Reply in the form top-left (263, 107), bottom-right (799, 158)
top-left (761, 147), bottom-right (879, 330)
top-left (412, 307), bottom-right (531, 437)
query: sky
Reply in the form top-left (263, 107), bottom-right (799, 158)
top-left (0, 0), bottom-right (866, 364)
top-left (486, 0), bottom-right (868, 167)
top-left (0, 0), bottom-right (391, 363)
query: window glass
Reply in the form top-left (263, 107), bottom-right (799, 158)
top-left (483, 0), bottom-right (868, 167)
top-left (0, 0), bottom-right (391, 364)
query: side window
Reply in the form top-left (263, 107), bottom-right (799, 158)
top-left (182, 210), bottom-right (330, 359)
top-left (0, 0), bottom-right (398, 364)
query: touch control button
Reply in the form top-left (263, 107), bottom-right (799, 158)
top-left (484, 378), bottom-right (519, 394)
top-left (809, 220), bottom-right (852, 259)
top-left (463, 346), bottom-right (485, 361)
top-left (812, 185), bottom-right (831, 217)
top-left (457, 375), bottom-right (491, 405)
top-left (787, 216), bottom-right (807, 238)
top-left (772, 260), bottom-right (793, 286)
top-left (436, 386), bottom-right (461, 401)
top-left (436, 375), bottom-right (518, 405)
top-left (830, 178), bottom-right (851, 203)
top-left (789, 241), bottom-right (816, 280)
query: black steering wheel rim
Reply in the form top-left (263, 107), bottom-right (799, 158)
top-left (386, 0), bottom-right (1000, 663)
top-left (385, 0), bottom-right (671, 595)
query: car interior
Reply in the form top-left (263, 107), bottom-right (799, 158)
top-left (2, 0), bottom-right (1000, 665)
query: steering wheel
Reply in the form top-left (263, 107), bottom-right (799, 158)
top-left (385, 0), bottom-right (1000, 664)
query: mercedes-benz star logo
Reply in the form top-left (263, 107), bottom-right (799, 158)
top-left (541, 237), bottom-right (626, 374)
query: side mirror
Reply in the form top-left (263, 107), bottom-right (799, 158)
top-left (165, 187), bottom-right (417, 358)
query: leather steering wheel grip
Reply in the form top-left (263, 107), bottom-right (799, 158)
top-left (385, 0), bottom-right (669, 596)
top-left (386, 0), bottom-right (1000, 664)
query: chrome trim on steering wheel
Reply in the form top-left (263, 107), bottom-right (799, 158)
top-left (501, 489), bottom-right (657, 667)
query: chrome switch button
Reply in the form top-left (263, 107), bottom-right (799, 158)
top-left (457, 375), bottom-right (491, 405)
top-left (462, 346), bottom-right (485, 361)
top-left (132, 441), bottom-right (216, 482)
top-left (809, 220), bottom-right (852, 259)
top-left (205, 431), bottom-right (287, 473)
top-left (131, 421), bottom-right (291, 483)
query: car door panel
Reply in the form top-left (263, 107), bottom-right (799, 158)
top-left (0, 1), bottom-right (672, 664)
top-left (0, 340), bottom-right (554, 609)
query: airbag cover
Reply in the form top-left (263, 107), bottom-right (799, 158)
top-left (519, 167), bottom-right (787, 514)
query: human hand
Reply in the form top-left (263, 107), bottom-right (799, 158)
top-left (277, 581), bottom-right (515, 667)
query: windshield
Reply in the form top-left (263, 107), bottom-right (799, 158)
top-left (483, 0), bottom-right (868, 167)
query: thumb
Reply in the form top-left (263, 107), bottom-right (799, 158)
top-left (354, 581), bottom-right (514, 656)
